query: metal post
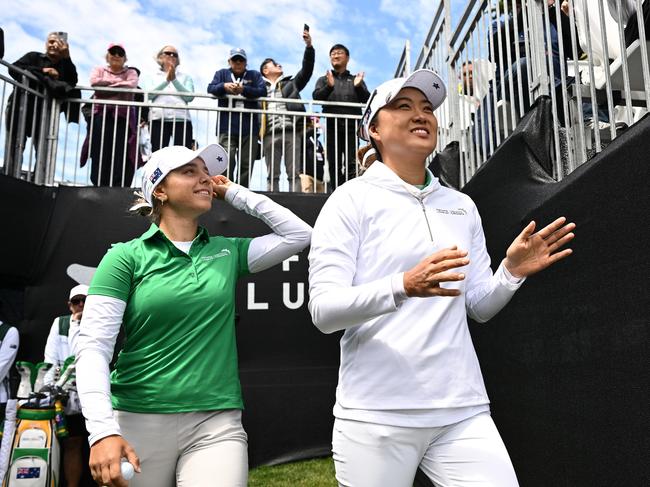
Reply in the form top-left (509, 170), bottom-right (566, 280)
top-left (444, 0), bottom-right (460, 145)
top-left (43, 98), bottom-right (61, 185)
top-left (527, 0), bottom-right (550, 98)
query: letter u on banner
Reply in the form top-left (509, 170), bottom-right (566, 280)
top-left (282, 283), bottom-right (304, 310)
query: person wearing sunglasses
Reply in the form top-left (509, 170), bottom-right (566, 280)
top-left (80, 43), bottom-right (139, 187)
top-left (141, 45), bottom-right (195, 152)
top-left (308, 69), bottom-right (576, 487)
top-left (43, 284), bottom-right (90, 487)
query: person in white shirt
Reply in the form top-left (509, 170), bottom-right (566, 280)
top-left (308, 69), bottom-right (576, 487)
top-left (43, 284), bottom-right (88, 487)
top-left (141, 45), bottom-right (195, 151)
top-left (0, 317), bottom-right (19, 419)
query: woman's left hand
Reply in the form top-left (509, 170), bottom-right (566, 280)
top-left (504, 216), bottom-right (576, 278)
top-left (211, 175), bottom-right (232, 200)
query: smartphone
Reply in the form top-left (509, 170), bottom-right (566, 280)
top-left (55, 31), bottom-right (68, 42)
top-left (304, 24), bottom-right (310, 32)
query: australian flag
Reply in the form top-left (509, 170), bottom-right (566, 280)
top-left (16, 466), bottom-right (41, 478)
top-left (149, 167), bottom-right (163, 184)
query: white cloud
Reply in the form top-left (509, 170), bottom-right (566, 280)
top-left (1, 0), bottom-right (441, 102)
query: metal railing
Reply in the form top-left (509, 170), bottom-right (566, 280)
top-left (396, 0), bottom-right (650, 184)
top-left (0, 59), bottom-right (364, 193)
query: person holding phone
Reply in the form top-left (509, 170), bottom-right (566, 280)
top-left (312, 43), bottom-right (370, 189)
top-left (5, 31), bottom-right (78, 171)
top-left (308, 69), bottom-right (575, 486)
top-left (259, 26), bottom-right (314, 191)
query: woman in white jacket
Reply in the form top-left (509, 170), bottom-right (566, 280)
top-left (308, 69), bottom-right (575, 487)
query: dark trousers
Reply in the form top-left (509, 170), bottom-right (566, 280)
top-left (150, 119), bottom-right (193, 152)
top-left (89, 113), bottom-right (135, 187)
top-left (326, 117), bottom-right (358, 189)
top-left (4, 94), bottom-right (45, 173)
top-left (218, 133), bottom-right (257, 188)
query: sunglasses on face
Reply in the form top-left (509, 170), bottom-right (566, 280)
top-left (163, 51), bottom-right (178, 58)
top-left (70, 297), bottom-right (86, 305)
top-left (108, 49), bottom-right (125, 57)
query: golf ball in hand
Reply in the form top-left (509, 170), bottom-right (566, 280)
top-left (121, 461), bottom-right (135, 480)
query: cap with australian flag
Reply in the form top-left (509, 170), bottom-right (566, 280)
top-left (133, 145), bottom-right (229, 210)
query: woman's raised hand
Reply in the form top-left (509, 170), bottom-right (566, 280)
top-left (504, 217), bottom-right (576, 278)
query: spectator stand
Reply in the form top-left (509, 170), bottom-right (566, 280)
top-left (395, 0), bottom-right (650, 184)
top-left (0, 57), bottom-right (365, 193)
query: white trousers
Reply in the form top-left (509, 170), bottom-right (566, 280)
top-left (332, 412), bottom-right (519, 487)
top-left (115, 409), bottom-right (248, 487)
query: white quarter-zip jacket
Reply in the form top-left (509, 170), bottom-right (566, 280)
top-left (308, 162), bottom-right (524, 425)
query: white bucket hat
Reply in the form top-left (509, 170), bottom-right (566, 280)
top-left (358, 69), bottom-right (447, 142)
top-left (132, 144), bottom-right (228, 211)
top-left (68, 284), bottom-right (89, 300)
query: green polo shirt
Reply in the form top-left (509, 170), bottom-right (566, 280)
top-left (89, 224), bottom-right (252, 413)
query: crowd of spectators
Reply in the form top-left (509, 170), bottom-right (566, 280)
top-left (3, 28), bottom-right (369, 192)
top-left (5, 2), bottom-right (648, 190)
top-left (458, 0), bottom-right (649, 158)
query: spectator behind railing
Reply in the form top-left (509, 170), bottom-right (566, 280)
top-left (299, 116), bottom-right (326, 193)
top-left (475, 0), bottom-right (567, 157)
top-left (4, 32), bottom-right (79, 173)
top-left (80, 43), bottom-right (139, 187)
top-left (559, 0), bottom-right (648, 133)
top-left (207, 48), bottom-right (266, 188)
top-left (259, 28), bottom-right (315, 191)
top-left (606, 0), bottom-right (650, 46)
top-left (141, 45), bottom-right (195, 151)
top-left (313, 44), bottom-right (370, 188)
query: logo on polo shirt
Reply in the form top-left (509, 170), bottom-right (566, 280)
top-left (201, 249), bottom-right (231, 262)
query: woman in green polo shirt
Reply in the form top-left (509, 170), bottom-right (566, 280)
top-left (75, 144), bottom-right (311, 487)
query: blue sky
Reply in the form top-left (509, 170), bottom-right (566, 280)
top-left (1, 0), bottom-right (468, 187)
top-left (1, 0), bottom-right (467, 96)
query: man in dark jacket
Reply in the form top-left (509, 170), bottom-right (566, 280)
top-left (207, 48), bottom-right (266, 187)
top-left (313, 44), bottom-right (370, 189)
top-left (5, 32), bottom-right (78, 176)
top-left (260, 29), bottom-right (314, 191)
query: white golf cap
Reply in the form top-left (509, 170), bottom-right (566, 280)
top-left (358, 69), bottom-right (447, 142)
top-left (134, 144), bottom-right (228, 210)
top-left (69, 284), bottom-right (89, 300)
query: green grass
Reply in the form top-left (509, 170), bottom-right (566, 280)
top-left (248, 457), bottom-right (337, 487)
